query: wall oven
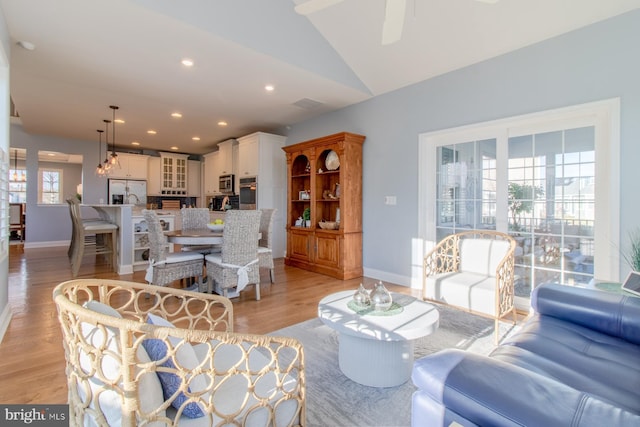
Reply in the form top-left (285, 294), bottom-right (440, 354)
top-left (239, 176), bottom-right (257, 210)
top-left (219, 174), bottom-right (235, 195)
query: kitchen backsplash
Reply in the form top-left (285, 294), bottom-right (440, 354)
top-left (147, 196), bottom-right (198, 209)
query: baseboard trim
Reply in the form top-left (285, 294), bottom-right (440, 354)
top-left (363, 267), bottom-right (412, 288)
top-left (24, 240), bottom-right (70, 249)
top-left (0, 303), bottom-right (13, 345)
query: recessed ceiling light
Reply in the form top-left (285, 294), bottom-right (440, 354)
top-left (192, 136), bottom-right (200, 141)
top-left (181, 58), bottom-right (194, 67)
top-left (114, 119), bottom-right (125, 124)
top-left (131, 141), bottom-right (140, 146)
top-left (170, 146), bottom-right (179, 150)
top-left (147, 130), bottom-right (157, 135)
top-left (218, 121), bottom-right (228, 127)
top-left (265, 85), bottom-right (275, 92)
top-left (171, 112), bottom-right (182, 118)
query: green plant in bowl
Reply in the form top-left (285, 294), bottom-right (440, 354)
top-left (622, 228), bottom-right (640, 272)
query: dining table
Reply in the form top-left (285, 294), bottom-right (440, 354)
top-left (165, 228), bottom-right (224, 245)
top-left (164, 228), bottom-right (262, 245)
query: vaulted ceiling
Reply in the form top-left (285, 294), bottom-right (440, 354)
top-left (2, 0), bottom-right (639, 154)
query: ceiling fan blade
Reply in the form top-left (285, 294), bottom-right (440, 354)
top-left (381, 0), bottom-right (407, 45)
top-left (294, 0), bottom-right (345, 15)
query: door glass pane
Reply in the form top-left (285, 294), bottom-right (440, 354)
top-left (436, 139), bottom-right (497, 239)
top-left (509, 126), bottom-right (595, 299)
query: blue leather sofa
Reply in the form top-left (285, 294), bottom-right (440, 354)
top-left (411, 283), bottom-right (640, 426)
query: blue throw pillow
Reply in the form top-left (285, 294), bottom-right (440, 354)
top-left (142, 314), bottom-right (205, 419)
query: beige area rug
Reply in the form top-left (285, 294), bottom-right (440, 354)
top-left (270, 305), bottom-right (518, 427)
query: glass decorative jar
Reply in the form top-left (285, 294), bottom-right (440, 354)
top-left (353, 283), bottom-right (371, 307)
top-left (370, 281), bottom-right (392, 311)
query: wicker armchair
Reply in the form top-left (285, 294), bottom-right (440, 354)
top-left (258, 209), bottom-right (276, 283)
top-left (181, 207), bottom-right (219, 255)
top-left (423, 230), bottom-right (517, 344)
top-left (205, 210), bottom-right (261, 300)
top-left (143, 210), bottom-right (205, 291)
top-left (53, 279), bottom-right (306, 427)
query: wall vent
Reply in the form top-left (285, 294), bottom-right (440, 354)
top-left (293, 98), bottom-right (323, 110)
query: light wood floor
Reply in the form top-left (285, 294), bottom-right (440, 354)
top-left (0, 244), bottom-right (419, 404)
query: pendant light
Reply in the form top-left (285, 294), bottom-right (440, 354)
top-left (95, 129), bottom-right (105, 176)
top-left (11, 149), bottom-right (18, 181)
top-left (108, 105), bottom-right (120, 169)
top-left (103, 119), bottom-right (112, 173)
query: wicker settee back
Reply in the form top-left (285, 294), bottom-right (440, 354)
top-left (53, 279), bottom-right (305, 426)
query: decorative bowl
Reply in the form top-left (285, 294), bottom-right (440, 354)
top-left (318, 221), bottom-right (339, 230)
top-left (207, 223), bottom-right (224, 231)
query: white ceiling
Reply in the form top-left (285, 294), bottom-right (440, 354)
top-left (1, 0), bottom-right (639, 155)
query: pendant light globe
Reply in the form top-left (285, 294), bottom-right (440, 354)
top-left (95, 129), bottom-right (105, 176)
top-left (108, 105), bottom-right (120, 169)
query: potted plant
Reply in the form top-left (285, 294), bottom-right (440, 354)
top-left (622, 228), bottom-right (640, 272)
top-left (302, 207), bottom-right (311, 228)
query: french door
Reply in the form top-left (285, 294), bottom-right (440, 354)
top-left (419, 99), bottom-right (619, 308)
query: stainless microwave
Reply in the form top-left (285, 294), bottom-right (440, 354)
top-left (219, 174), bottom-right (235, 195)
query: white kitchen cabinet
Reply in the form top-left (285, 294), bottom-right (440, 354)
top-left (217, 139), bottom-right (237, 176)
top-left (132, 214), bottom-right (174, 271)
top-left (237, 136), bottom-right (259, 177)
top-left (160, 152), bottom-right (189, 195)
top-left (108, 153), bottom-right (149, 179)
top-left (147, 157), bottom-right (162, 195)
top-left (203, 151), bottom-right (219, 195)
top-left (236, 132), bottom-right (287, 258)
top-left (188, 159), bottom-right (201, 198)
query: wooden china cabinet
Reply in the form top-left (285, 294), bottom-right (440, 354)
top-left (282, 132), bottom-right (365, 279)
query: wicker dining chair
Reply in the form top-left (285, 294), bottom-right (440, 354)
top-left (53, 278), bottom-right (306, 427)
top-left (180, 207), bottom-right (218, 255)
top-left (143, 209), bottom-right (205, 291)
top-left (258, 208), bottom-right (277, 283)
top-left (205, 210), bottom-right (262, 300)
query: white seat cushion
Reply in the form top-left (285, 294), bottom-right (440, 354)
top-left (459, 238), bottom-right (510, 276)
top-left (164, 251), bottom-right (204, 264)
top-left (257, 246), bottom-right (271, 254)
top-left (80, 301), bottom-right (166, 426)
top-left (185, 342), bottom-right (299, 427)
top-left (425, 271), bottom-right (497, 315)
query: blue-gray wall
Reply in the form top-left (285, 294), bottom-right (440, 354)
top-left (283, 10), bottom-right (640, 285)
top-left (10, 125), bottom-right (110, 246)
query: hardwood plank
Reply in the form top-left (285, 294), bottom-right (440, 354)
top-left (0, 244), bottom-right (418, 404)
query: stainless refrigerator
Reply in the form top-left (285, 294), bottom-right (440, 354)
top-left (108, 179), bottom-right (147, 205)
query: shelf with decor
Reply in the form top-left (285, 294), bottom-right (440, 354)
top-left (131, 214), bottom-right (174, 271)
top-left (283, 132), bottom-right (364, 279)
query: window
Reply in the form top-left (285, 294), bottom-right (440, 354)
top-left (39, 168), bottom-right (63, 204)
top-left (9, 168), bottom-right (27, 203)
top-left (419, 99), bottom-right (619, 307)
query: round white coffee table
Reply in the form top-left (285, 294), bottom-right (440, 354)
top-left (318, 290), bottom-right (439, 387)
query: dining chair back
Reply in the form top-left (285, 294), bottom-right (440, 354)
top-left (205, 210), bottom-right (261, 300)
top-left (66, 198), bottom-right (118, 277)
top-left (258, 208), bottom-right (276, 283)
top-left (180, 207), bottom-right (219, 255)
top-left (143, 210), bottom-right (205, 290)
top-left (180, 207), bottom-right (210, 230)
